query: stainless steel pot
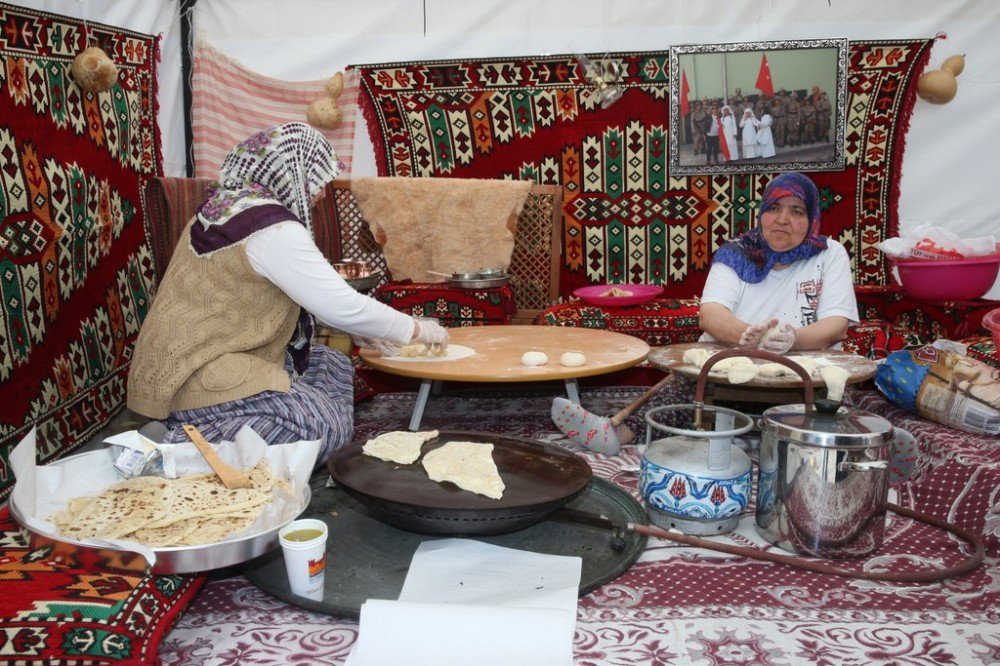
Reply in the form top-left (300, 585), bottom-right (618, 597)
top-left (756, 401), bottom-right (894, 558)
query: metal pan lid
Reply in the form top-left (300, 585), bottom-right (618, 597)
top-left (760, 403), bottom-right (894, 448)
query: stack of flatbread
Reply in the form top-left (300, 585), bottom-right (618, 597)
top-left (362, 430), bottom-right (506, 500)
top-left (49, 459), bottom-right (288, 548)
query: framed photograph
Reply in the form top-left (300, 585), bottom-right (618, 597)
top-left (669, 39), bottom-right (848, 175)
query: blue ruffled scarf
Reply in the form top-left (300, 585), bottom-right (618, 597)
top-left (712, 172), bottom-right (828, 284)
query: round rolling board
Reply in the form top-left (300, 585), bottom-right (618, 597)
top-left (360, 325), bottom-right (650, 383)
top-left (647, 342), bottom-right (877, 388)
top-left (242, 470), bottom-right (648, 618)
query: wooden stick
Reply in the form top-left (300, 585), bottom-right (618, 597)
top-left (182, 424), bottom-right (254, 489)
top-left (609, 373), bottom-right (674, 426)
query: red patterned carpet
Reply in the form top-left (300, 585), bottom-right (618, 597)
top-left (159, 386), bottom-right (999, 665)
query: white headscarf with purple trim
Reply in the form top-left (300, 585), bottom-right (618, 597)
top-left (196, 122), bottom-right (342, 235)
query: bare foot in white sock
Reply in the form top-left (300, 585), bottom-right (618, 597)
top-left (551, 397), bottom-right (622, 455)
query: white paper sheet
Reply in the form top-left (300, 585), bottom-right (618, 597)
top-left (347, 539), bottom-right (581, 666)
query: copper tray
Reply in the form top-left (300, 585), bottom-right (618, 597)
top-left (327, 431), bottom-right (592, 535)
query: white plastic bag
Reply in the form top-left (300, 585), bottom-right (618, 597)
top-left (878, 222), bottom-right (997, 260)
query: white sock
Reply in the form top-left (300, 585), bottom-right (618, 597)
top-left (550, 397), bottom-right (622, 455)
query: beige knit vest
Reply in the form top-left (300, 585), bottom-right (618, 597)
top-left (127, 221), bottom-right (300, 419)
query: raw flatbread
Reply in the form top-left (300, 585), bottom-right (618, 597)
top-left (819, 365), bottom-right (849, 402)
top-left (363, 429), bottom-right (440, 465)
top-left (710, 356), bottom-right (753, 373)
top-left (421, 441), bottom-right (505, 500)
top-left (399, 343), bottom-right (447, 357)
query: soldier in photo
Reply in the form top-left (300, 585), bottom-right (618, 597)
top-left (816, 90), bottom-right (833, 143)
top-left (785, 93), bottom-right (802, 147)
top-left (691, 101), bottom-right (709, 155)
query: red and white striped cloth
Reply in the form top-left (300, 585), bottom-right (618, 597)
top-left (191, 40), bottom-right (358, 179)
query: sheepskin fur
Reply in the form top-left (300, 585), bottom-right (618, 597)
top-left (351, 178), bottom-right (532, 281)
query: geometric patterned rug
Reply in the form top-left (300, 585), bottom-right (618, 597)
top-left (0, 507), bottom-right (205, 664)
top-left (352, 40), bottom-right (933, 299)
top-left (0, 3), bottom-right (161, 499)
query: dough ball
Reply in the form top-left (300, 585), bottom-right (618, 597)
top-left (682, 348), bottom-right (712, 369)
top-left (559, 351), bottom-right (587, 367)
top-left (521, 351), bottom-right (549, 367)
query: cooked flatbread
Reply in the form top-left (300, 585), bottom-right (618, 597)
top-left (50, 458), bottom-right (284, 547)
top-left (421, 440), bottom-right (505, 500)
top-left (363, 430), bottom-right (440, 465)
top-left (51, 476), bottom-right (172, 540)
top-left (600, 286), bottom-right (633, 297)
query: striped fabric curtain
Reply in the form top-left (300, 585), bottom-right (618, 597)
top-left (191, 40), bottom-right (358, 179)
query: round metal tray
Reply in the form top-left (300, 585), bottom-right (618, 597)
top-left (243, 472), bottom-right (647, 618)
top-left (9, 454), bottom-right (310, 575)
top-left (448, 275), bottom-right (509, 289)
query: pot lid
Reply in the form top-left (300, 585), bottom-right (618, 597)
top-left (760, 403), bottom-right (893, 448)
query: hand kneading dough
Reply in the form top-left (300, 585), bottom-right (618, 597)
top-left (521, 351), bottom-right (548, 366)
top-left (363, 430), bottom-right (440, 465)
top-left (819, 365), bottom-right (850, 402)
top-left (560, 351), bottom-right (586, 367)
top-left (422, 441), bottom-right (505, 499)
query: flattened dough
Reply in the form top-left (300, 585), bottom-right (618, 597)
top-left (757, 362), bottom-right (795, 378)
top-left (399, 344), bottom-right (447, 357)
top-left (787, 356), bottom-right (819, 377)
top-left (421, 441), bottom-right (505, 499)
top-left (363, 430), bottom-right (440, 465)
top-left (819, 365), bottom-right (849, 402)
top-left (682, 348), bottom-right (712, 368)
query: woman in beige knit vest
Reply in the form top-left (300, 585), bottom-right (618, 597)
top-left (127, 123), bottom-right (448, 463)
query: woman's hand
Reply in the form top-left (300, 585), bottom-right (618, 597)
top-left (412, 318), bottom-right (450, 346)
top-left (351, 335), bottom-right (401, 357)
top-left (738, 319), bottom-right (777, 348)
top-left (738, 319), bottom-right (796, 354)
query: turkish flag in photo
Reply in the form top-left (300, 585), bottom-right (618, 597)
top-left (680, 68), bottom-right (691, 116)
top-left (756, 54), bottom-right (775, 97)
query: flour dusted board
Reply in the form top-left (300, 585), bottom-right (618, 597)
top-left (647, 342), bottom-right (876, 388)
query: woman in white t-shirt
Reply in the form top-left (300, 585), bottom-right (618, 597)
top-left (551, 172), bottom-right (859, 455)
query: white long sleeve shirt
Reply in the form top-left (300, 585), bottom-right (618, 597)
top-left (244, 221), bottom-right (416, 344)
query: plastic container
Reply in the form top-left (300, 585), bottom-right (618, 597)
top-left (984, 307), bottom-right (1000, 348)
top-left (893, 256), bottom-right (1000, 301)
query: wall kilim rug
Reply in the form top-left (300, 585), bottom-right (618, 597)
top-left (0, 507), bottom-right (205, 664)
top-left (352, 40), bottom-right (932, 299)
top-left (0, 3), bottom-right (162, 499)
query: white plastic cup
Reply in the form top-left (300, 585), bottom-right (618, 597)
top-left (278, 518), bottom-right (328, 601)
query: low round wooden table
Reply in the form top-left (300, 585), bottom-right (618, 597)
top-left (647, 342), bottom-right (877, 405)
top-left (360, 326), bottom-right (650, 430)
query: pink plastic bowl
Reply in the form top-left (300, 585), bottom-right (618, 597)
top-left (984, 307), bottom-right (1000, 348)
top-left (894, 256), bottom-right (1000, 301)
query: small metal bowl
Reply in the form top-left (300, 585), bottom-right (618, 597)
top-left (344, 270), bottom-right (383, 292)
top-left (333, 260), bottom-right (373, 280)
